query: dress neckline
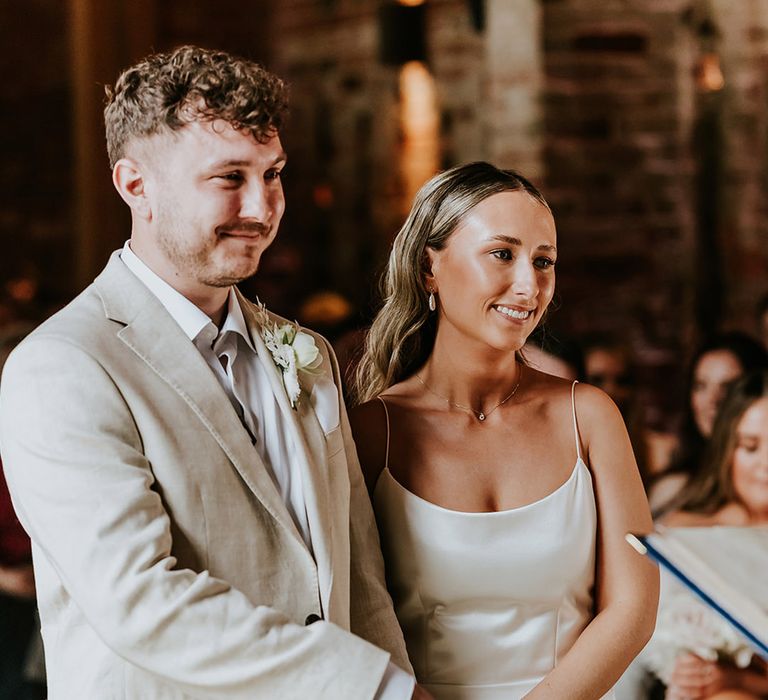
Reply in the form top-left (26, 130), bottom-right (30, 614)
top-left (375, 457), bottom-right (589, 517)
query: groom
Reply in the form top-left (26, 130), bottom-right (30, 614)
top-left (0, 46), bottom-right (422, 699)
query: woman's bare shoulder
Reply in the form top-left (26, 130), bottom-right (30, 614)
top-left (662, 509), bottom-right (720, 527)
top-left (664, 504), bottom-right (752, 527)
top-left (524, 369), bottom-right (620, 435)
top-left (712, 502), bottom-right (751, 526)
top-left (520, 365), bottom-right (579, 403)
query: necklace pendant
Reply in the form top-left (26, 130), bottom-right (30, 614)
top-left (478, 412), bottom-right (486, 421)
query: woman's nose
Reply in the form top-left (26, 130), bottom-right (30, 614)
top-left (511, 259), bottom-right (537, 297)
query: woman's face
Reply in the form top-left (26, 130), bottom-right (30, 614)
top-left (585, 347), bottom-right (632, 412)
top-left (731, 396), bottom-right (768, 519)
top-left (426, 190), bottom-right (557, 354)
top-left (691, 349), bottom-right (744, 437)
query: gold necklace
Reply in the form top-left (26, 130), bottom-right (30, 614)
top-left (415, 365), bottom-right (523, 422)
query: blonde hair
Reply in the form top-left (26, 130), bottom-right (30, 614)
top-left (351, 161), bottom-right (549, 405)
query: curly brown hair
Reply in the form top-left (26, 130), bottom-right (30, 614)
top-left (104, 45), bottom-right (289, 168)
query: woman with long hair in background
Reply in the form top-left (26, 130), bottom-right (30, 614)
top-left (649, 334), bottom-right (768, 517)
top-left (640, 371), bottom-right (768, 700)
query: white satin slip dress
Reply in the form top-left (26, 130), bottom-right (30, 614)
top-left (373, 381), bottom-right (615, 699)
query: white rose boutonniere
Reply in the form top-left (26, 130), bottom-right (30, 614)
top-left (255, 302), bottom-right (323, 408)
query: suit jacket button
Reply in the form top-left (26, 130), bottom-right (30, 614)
top-left (304, 613), bottom-right (322, 625)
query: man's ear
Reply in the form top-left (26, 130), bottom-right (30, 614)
top-left (112, 158), bottom-right (153, 222)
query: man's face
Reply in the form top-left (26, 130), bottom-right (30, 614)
top-left (141, 120), bottom-right (286, 298)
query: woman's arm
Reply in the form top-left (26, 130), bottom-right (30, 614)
top-left (526, 384), bottom-right (660, 699)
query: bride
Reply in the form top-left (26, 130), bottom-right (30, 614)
top-left (350, 162), bottom-right (658, 699)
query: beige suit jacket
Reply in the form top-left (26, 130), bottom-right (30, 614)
top-left (0, 253), bottom-right (411, 699)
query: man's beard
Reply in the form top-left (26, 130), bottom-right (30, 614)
top-left (155, 217), bottom-right (264, 288)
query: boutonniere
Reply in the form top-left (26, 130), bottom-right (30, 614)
top-left (255, 302), bottom-right (323, 408)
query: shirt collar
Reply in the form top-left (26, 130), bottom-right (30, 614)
top-left (219, 287), bottom-right (256, 353)
top-left (120, 241), bottom-right (253, 351)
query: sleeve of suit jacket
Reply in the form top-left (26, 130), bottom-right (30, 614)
top-left (0, 334), bottom-right (396, 699)
top-left (322, 338), bottom-right (413, 674)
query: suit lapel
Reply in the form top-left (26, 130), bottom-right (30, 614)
top-left (240, 295), bottom-right (335, 611)
top-left (93, 254), bottom-right (305, 547)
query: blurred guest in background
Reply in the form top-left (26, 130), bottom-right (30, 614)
top-left (664, 370), bottom-right (768, 528)
top-left (582, 334), bottom-right (651, 482)
top-left (649, 332), bottom-right (768, 517)
top-left (523, 327), bottom-right (584, 381)
top-left (620, 371), bottom-right (768, 700)
top-left (0, 469), bottom-right (41, 700)
top-left (0, 325), bottom-right (44, 700)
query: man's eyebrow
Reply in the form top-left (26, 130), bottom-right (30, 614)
top-left (487, 234), bottom-right (557, 253)
top-left (206, 153), bottom-right (288, 169)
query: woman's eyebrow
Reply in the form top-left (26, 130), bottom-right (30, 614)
top-left (487, 234), bottom-right (557, 254)
top-left (488, 234), bottom-right (521, 245)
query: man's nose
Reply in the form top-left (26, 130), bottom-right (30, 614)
top-left (240, 182), bottom-right (271, 221)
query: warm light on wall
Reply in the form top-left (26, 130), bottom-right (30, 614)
top-left (695, 52), bottom-right (725, 92)
top-left (398, 60), bottom-right (439, 216)
top-left (397, 0), bottom-right (425, 6)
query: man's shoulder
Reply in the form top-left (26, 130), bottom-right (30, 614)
top-left (21, 284), bottom-right (107, 347)
top-left (19, 254), bottom-right (161, 354)
top-left (0, 286), bottom-right (109, 388)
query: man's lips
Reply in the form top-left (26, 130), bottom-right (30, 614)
top-left (217, 224), bottom-right (271, 239)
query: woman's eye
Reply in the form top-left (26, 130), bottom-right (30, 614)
top-left (492, 249), bottom-right (512, 261)
top-left (737, 440), bottom-right (758, 453)
top-left (265, 169), bottom-right (283, 181)
top-left (534, 257), bottom-right (556, 270)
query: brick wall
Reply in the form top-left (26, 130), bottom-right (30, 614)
top-left (269, 0), bottom-right (543, 315)
top-left (710, 0), bottom-right (768, 330)
top-left (3, 1), bottom-right (767, 401)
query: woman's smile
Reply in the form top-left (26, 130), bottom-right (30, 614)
top-left (426, 190), bottom-right (557, 353)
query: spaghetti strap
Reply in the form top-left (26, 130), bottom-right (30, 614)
top-left (570, 380), bottom-right (583, 463)
top-left (376, 396), bottom-right (391, 471)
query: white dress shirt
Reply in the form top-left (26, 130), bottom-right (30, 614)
top-left (120, 243), bottom-right (413, 700)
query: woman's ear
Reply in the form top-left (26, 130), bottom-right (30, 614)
top-left (423, 247), bottom-right (439, 292)
top-left (112, 158), bottom-right (152, 222)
